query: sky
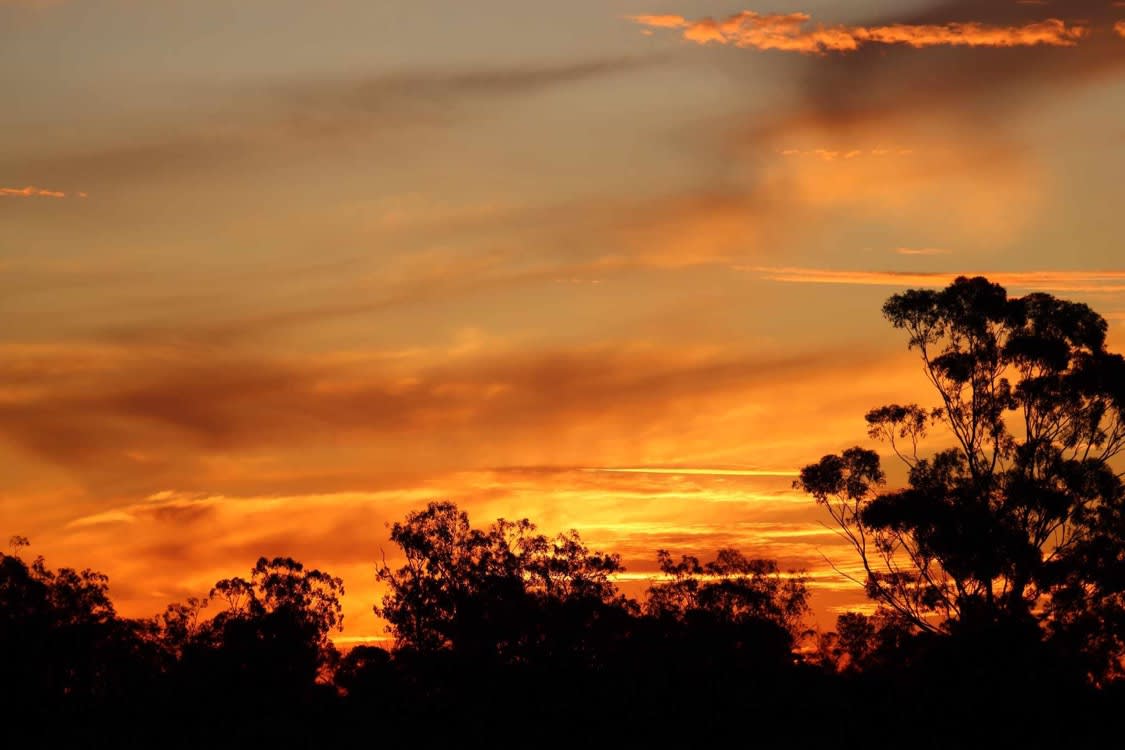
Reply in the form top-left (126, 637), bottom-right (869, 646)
top-left (2, 0), bottom-right (1125, 643)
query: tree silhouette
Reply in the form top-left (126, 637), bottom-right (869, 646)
top-left (646, 548), bottom-right (809, 638)
top-left (640, 548), bottom-right (810, 677)
top-left (3, 495), bottom-right (1122, 747)
top-left (814, 608), bottom-right (915, 672)
top-left (0, 540), bottom-right (163, 747)
top-left (218, 556), bottom-right (345, 640)
top-left (376, 501), bottom-right (629, 662)
top-left (151, 596), bottom-right (208, 659)
top-left (174, 556), bottom-right (345, 716)
top-left (335, 644), bottom-right (393, 700)
top-left (797, 277), bottom-right (1125, 680)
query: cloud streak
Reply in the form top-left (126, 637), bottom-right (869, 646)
top-left (288, 57), bottom-right (659, 106)
top-left (0, 338), bottom-right (889, 497)
top-left (748, 267), bottom-right (1125, 293)
top-left (630, 11), bottom-right (1087, 54)
top-left (0, 185), bottom-right (85, 198)
top-left (780, 148), bottom-right (913, 160)
top-left (894, 248), bottom-right (952, 256)
top-left (1, 57), bottom-right (659, 188)
top-left (588, 467), bottom-right (799, 478)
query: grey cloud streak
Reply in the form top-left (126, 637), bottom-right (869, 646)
top-left (0, 56), bottom-right (662, 187)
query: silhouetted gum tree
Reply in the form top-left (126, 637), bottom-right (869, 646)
top-left (796, 277), bottom-right (1125, 680)
top-left (642, 549), bottom-right (811, 675)
top-left (210, 556), bottom-right (345, 640)
top-left (0, 537), bottom-right (159, 724)
top-left (645, 548), bottom-right (810, 639)
top-left (375, 501), bottom-right (629, 661)
top-left (199, 557), bottom-right (344, 689)
top-left (814, 608), bottom-right (916, 672)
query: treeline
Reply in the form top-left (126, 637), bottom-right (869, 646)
top-left (6, 276), bottom-right (1125, 747)
top-left (2, 502), bottom-right (1122, 748)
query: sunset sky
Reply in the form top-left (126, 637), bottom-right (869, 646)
top-left (3, 0), bottom-right (1125, 643)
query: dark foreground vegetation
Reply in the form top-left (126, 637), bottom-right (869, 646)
top-left (4, 278), bottom-right (1124, 748)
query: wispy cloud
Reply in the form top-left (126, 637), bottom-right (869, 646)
top-left (0, 185), bottom-right (85, 198)
top-left (747, 267), bottom-right (1125, 293)
top-left (0, 337), bottom-right (886, 496)
top-left (630, 11), bottom-right (1087, 54)
top-left (894, 247), bottom-right (952, 256)
top-left (289, 57), bottom-right (658, 105)
top-left (1, 57), bottom-right (658, 188)
top-left (587, 467), bottom-right (799, 478)
top-left (780, 148), bottom-right (914, 160)
top-left (1115, 21), bottom-right (1125, 38)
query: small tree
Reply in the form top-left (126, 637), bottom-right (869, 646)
top-left (796, 277), bottom-right (1125, 680)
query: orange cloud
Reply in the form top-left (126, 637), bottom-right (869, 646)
top-left (631, 11), bottom-right (1088, 54)
top-left (1115, 20), bottom-right (1125, 38)
top-left (0, 338), bottom-right (897, 498)
top-left (628, 14), bottom-right (689, 30)
top-left (0, 185), bottom-right (82, 198)
top-left (755, 134), bottom-right (1043, 249)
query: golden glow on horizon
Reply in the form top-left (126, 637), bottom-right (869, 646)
top-left (588, 467), bottom-right (800, 477)
top-left (747, 268), bottom-right (1125, 293)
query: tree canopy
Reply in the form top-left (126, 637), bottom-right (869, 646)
top-left (797, 276), bottom-right (1125, 680)
top-left (375, 501), bottom-right (629, 662)
top-left (645, 548), bottom-right (809, 638)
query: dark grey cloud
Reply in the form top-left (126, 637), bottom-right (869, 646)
top-left (754, 0), bottom-right (1125, 139)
